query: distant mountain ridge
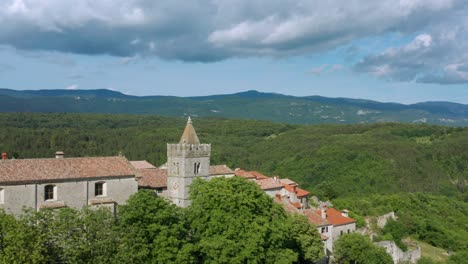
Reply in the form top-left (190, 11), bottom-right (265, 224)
top-left (0, 88), bottom-right (467, 126)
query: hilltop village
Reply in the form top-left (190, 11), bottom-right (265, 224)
top-left (0, 117), bottom-right (357, 257)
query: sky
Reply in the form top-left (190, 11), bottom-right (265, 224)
top-left (0, 0), bottom-right (467, 104)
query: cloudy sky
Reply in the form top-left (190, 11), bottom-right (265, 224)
top-left (0, 0), bottom-right (467, 103)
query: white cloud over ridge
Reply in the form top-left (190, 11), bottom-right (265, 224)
top-left (0, 0), bottom-right (467, 83)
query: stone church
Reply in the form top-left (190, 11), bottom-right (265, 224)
top-left (135, 117), bottom-right (235, 207)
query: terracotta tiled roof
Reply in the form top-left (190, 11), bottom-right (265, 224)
top-left (0, 156), bottom-right (135, 184)
top-left (256, 178), bottom-right (283, 190)
top-left (235, 169), bottom-right (269, 180)
top-left (137, 165), bottom-right (233, 189)
top-left (303, 209), bottom-right (332, 227)
top-left (130, 160), bottom-right (157, 169)
top-left (251, 171), bottom-right (269, 180)
top-left (283, 184), bottom-right (310, 197)
top-left (279, 178), bottom-right (296, 185)
top-left (295, 188), bottom-right (310, 197)
top-left (209, 165), bottom-right (235, 175)
top-left (274, 196), bottom-right (300, 214)
top-left (137, 168), bottom-right (168, 189)
top-left (314, 208), bottom-right (356, 226)
top-left (235, 169), bottom-right (256, 179)
top-left (274, 198), bottom-right (332, 228)
top-left (289, 201), bottom-right (301, 209)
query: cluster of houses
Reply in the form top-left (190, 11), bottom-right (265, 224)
top-left (0, 117), bottom-right (355, 256)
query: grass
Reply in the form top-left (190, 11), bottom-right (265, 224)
top-left (417, 240), bottom-right (449, 262)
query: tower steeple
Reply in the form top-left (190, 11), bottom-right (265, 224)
top-left (179, 117), bottom-right (200, 144)
top-left (166, 116), bottom-right (211, 207)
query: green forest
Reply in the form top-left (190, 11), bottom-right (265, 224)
top-left (0, 113), bottom-right (467, 262)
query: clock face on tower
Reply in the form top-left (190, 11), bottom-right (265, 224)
top-left (172, 182), bottom-right (179, 191)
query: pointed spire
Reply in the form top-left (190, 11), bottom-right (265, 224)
top-left (179, 116), bottom-right (200, 144)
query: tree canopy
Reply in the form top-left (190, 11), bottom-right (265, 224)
top-left (333, 233), bottom-right (393, 264)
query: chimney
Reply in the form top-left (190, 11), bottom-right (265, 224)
top-left (321, 205), bottom-right (327, 219)
top-left (55, 151), bottom-right (64, 159)
top-left (292, 184), bottom-right (297, 194)
top-left (341, 209), bottom-right (349, 218)
top-left (1, 152), bottom-right (7, 160)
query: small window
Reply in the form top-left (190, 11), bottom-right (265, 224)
top-left (194, 162), bottom-right (201, 174)
top-left (321, 227), bottom-right (326, 233)
top-left (347, 229), bottom-right (350, 234)
top-left (340, 230), bottom-right (343, 236)
top-left (95, 182), bottom-right (106, 197)
top-left (45, 185), bottom-right (56, 201)
top-left (0, 188), bottom-right (4, 204)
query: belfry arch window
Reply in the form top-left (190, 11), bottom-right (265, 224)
top-left (45, 185), bottom-right (56, 201)
top-left (194, 162), bottom-right (201, 174)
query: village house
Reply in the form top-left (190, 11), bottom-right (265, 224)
top-left (0, 152), bottom-right (138, 215)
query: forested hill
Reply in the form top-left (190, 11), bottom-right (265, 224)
top-left (0, 113), bottom-right (467, 254)
top-left (0, 113), bottom-right (466, 199)
top-left (1, 88), bottom-right (467, 126)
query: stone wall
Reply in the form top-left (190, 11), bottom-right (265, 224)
top-left (332, 222), bottom-right (356, 241)
top-left (377, 212), bottom-right (397, 229)
top-left (375, 241), bottom-right (421, 264)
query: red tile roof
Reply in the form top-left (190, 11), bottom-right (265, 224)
top-left (137, 165), bottom-right (235, 189)
top-left (235, 169), bottom-right (270, 180)
top-left (279, 178), bottom-right (296, 185)
top-left (289, 201), bottom-right (301, 209)
top-left (314, 208), bottom-right (356, 226)
top-left (303, 209), bottom-right (332, 227)
top-left (274, 195), bottom-right (300, 213)
top-left (130, 160), bottom-right (157, 169)
top-left (235, 169), bottom-right (255, 179)
top-left (250, 171), bottom-right (269, 180)
top-left (0, 156), bottom-right (135, 184)
top-left (136, 168), bottom-right (168, 189)
top-left (209, 165), bottom-right (235, 175)
top-left (283, 184), bottom-right (310, 197)
top-left (256, 178), bottom-right (283, 190)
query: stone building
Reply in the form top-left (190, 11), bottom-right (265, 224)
top-left (0, 153), bottom-right (138, 215)
top-left (134, 117), bottom-right (235, 207)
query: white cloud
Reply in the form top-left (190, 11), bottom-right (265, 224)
top-left (66, 84), bottom-right (78, 90)
top-left (0, 0), bottom-right (467, 83)
top-left (355, 26), bottom-right (468, 84)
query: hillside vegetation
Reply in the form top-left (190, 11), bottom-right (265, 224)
top-left (0, 113), bottom-right (467, 255)
top-left (1, 88), bottom-right (467, 126)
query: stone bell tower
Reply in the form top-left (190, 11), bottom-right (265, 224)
top-left (167, 117), bottom-right (211, 207)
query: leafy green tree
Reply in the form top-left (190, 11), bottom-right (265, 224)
top-left (41, 207), bottom-right (119, 263)
top-left (287, 214), bottom-right (324, 263)
top-left (0, 209), bottom-right (49, 264)
top-left (188, 177), bottom-right (301, 264)
top-left (333, 233), bottom-right (393, 264)
top-left (117, 190), bottom-right (190, 263)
